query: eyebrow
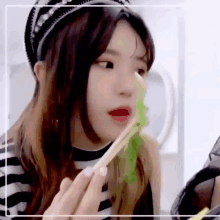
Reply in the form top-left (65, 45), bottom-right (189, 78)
top-left (103, 49), bottom-right (148, 64)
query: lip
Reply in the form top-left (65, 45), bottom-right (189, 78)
top-left (108, 106), bottom-right (131, 116)
top-left (109, 115), bottom-right (130, 123)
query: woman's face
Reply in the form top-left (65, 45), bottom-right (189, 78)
top-left (86, 19), bottom-right (148, 144)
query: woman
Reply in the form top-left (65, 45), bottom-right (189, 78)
top-left (0, 0), bottom-right (161, 219)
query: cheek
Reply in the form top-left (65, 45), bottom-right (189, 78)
top-left (97, 75), bottom-right (114, 101)
top-left (87, 83), bottom-right (105, 120)
top-left (89, 77), bottom-right (112, 102)
top-left (87, 68), bottom-right (116, 120)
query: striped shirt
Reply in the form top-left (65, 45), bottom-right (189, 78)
top-left (0, 141), bottom-right (113, 220)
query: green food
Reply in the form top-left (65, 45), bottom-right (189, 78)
top-left (118, 76), bottom-right (149, 184)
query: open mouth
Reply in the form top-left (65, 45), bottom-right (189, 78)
top-left (108, 106), bottom-right (131, 123)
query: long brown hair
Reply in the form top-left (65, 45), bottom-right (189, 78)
top-left (6, 7), bottom-right (156, 219)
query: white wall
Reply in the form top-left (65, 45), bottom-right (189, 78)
top-left (0, 0), bottom-right (36, 137)
top-left (184, 0), bottom-right (220, 185)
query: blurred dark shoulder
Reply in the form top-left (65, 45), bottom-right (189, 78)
top-left (171, 136), bottom-right (220, 220)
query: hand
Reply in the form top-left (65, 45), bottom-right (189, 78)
top-left (43, 166), bottom-right (108, 220)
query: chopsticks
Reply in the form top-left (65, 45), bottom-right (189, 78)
top-left (188, 207), bottom-right (209, 220)
top-left (93, 117), bottom-right (140, 170)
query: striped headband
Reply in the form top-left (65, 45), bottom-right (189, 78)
top-left (24, 0), bottom-right (131, 74)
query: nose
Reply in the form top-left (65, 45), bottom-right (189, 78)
top-left (114, 74), bottom-right (135, 98)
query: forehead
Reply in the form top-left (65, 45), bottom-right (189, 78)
top-left (106, 19), bottom-right (146, 58)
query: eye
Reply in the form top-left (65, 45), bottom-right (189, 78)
top-left (97, 61), bottom-right (114, 69)
top-left (137, 69), bottom-right (147, 76)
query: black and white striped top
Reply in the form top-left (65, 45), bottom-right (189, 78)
top-left (0, 141), bottom-right (113, 220)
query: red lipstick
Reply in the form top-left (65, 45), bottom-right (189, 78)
top-left (108, 106), bottom-right (131, 123)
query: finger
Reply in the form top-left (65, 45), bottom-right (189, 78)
top-left (58, 177), bottom-right (72, 199)
top-left (75, 167), bottom-right (108, 215)
top-left (49, 177), bottom-right (72, 208)
top-left (58, 167), bottom-right (95, 215)
top-left (60, 177), bottom-right (71, 191)
top-left (60, 177), bottom-right (72, 193)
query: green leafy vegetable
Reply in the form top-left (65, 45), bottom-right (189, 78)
top-left (118, 75), bottom-right (149, 184)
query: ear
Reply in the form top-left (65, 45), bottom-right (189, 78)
top-left (34, 61), bottom-right (46, 83)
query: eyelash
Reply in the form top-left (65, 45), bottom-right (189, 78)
top-left (95, 61), bottom-right (147, 76)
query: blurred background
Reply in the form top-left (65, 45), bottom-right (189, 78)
top-left (0, 0), bottom-right (220, 217)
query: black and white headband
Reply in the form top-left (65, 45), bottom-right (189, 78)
top-left (24, 0), bottom-right (131, 74)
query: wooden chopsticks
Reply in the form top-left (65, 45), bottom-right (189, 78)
top-left (93, 117), bottom-right (140, 170)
